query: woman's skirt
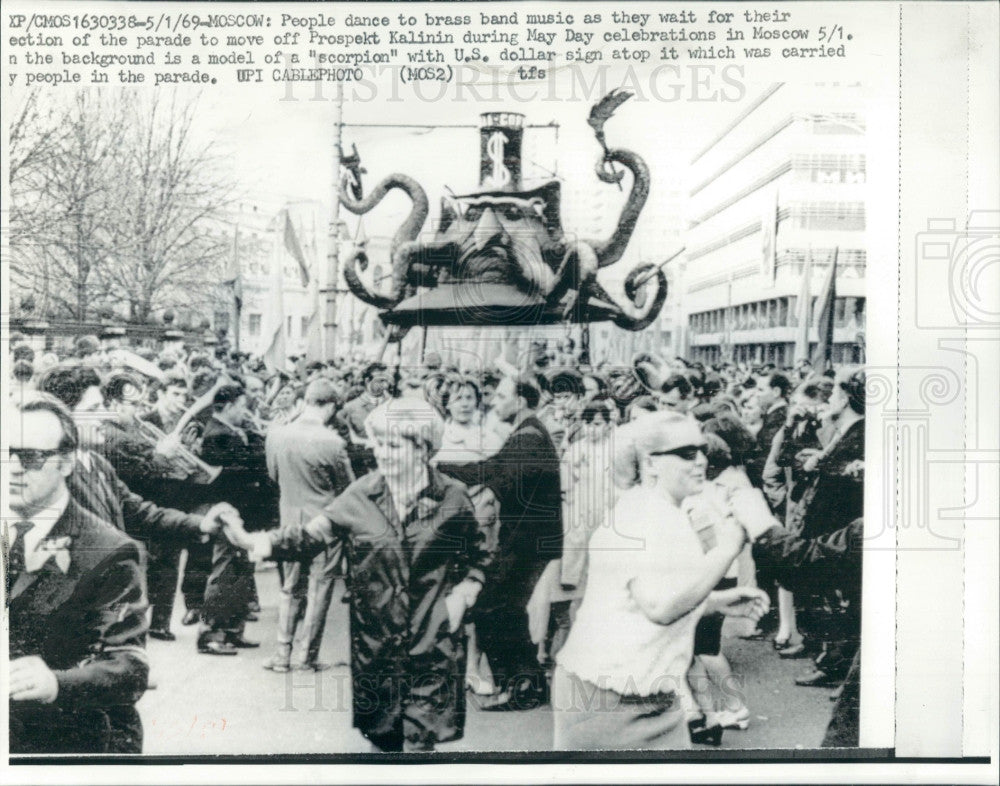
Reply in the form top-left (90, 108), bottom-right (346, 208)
top-left (551, 667), bottom-right (691, 750)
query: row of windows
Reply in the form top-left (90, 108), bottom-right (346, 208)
top-left (688, 203), bottom-right (866, 261)
top-left (245, 313), bottom-right (311, 339)
top-left (688, 296), bottom-right (866, 335)
top-left (691, 342), bottom-right (863, 367)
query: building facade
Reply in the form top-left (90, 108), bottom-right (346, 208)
top-left (214, 199), bottom-right (325, 358)
top-left (677, 83), bottom-right (867, 367)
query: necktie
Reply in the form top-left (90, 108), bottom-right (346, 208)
top-left (7, 520), bottom-right (35, 581)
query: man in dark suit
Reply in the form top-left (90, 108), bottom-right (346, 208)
top-left (137, 373), bottom-right (192, 638)
top-left (438, 373), bottom-right (563, 709)
top-left (7, 397), bottom-right (149, 754)
top-left (747, 371), bottom-right (792, 489)
top-left (101, 371), bottom-right (188, 641)
top-left (195, 384), bottom-right (274, 654)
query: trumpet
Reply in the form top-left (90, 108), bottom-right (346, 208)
top-left (137, 419), bottom-right (222, 484)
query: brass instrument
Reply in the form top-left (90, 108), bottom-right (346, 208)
top-left (138, 419), bottom-right (222, 484)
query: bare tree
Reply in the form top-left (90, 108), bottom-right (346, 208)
top-left (9, 88), bottom-right (238, 325)
top-left (9, 90), bottom-right (124, 320)
top-left (98, 91), bottom-right (235, 323)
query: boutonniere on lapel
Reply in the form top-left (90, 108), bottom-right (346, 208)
top-left (38, 536), bottom-right (72, 573)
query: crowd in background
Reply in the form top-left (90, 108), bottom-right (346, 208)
top-left (6, 330), bottom-right (865, 753)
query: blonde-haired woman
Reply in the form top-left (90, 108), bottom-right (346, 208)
top-left (553, 413), bottom-right (769, 750)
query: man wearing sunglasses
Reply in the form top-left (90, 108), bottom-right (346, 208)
top-left (6, 396), bottom-right (149, 753)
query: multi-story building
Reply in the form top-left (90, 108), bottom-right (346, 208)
top-left (213, 199), bottom-right (325, 357)
top-left (678, 83), bottom-right (867, 367)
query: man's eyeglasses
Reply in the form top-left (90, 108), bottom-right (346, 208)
top-left (6, 447), bottom-right (68, 471)
top-left (647, 445), bottom-right (706, 462)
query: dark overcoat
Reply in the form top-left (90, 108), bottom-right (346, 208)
top-left (8, 498), bottom-right (149, 754)
top-left (266, 467), bottom-right (488, 749)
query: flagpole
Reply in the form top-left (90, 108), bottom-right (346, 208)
top-left (325, 81), bottom-right (344, 362)
top-left (232, 224), bottom-right (241, 353)
top-left (794, 247), bottom-right (813, 363)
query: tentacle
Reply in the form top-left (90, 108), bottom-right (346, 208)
top-left (587, 148), bottom-right (650, 268)
top-left (343, 248), bottom-right (397, 310)
top-left (611, 264), bottom-right (668, 332)
top-left (340, 173), bottom-right (430, 257)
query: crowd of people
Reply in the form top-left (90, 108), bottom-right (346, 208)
top-left (5, 331), bottom-right (865, 753)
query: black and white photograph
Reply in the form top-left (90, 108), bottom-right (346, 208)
top-left (1, 1), bottom-right (996, 782)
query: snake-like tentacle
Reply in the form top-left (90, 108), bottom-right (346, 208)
top-left (588, 149), bottom-right (650, 269)
top-left (340, 173), bottom-right (430, 307)
top-left (611, 263), bottom-right (668, 332)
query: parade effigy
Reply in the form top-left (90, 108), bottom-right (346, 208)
top-left (339, 91), bottom-right (666, 333)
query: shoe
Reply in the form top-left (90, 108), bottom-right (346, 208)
top-left (340, 590), bottom-right (352, 604)
top-left (794, 669), bottom-right (837, 687)
top-left (226, 634), bottom-right (260, 649)
top-left (738, 628), bottom-right (767, 641)
top-left (688, 715), bottom-right (723, 746)
top-left (773, 637), bottom-right (790, 650)
top-left (263, 654), bottom-right (291, 673)
top-left (478, 690), bottom-right (522, 712)
top-left (245, 612), bottom-right (260, 622)
top-left (182, 610), bottom-right (201, 626)
top-left (778, 642), bottom-right (808, 658)
top-left (148, 628), bottom-right (176, 642)
top-left (291, 661), bottom-right (332, 672)
top-left (829, 684), bottom-right (845, 702)
top-left (248, 600), bottom-right (261, 613)
top-left (481, 680), bottom-right (546, 711)
top-left (465, 675), bottom-right (499, 696)
top-left (708, 707), bottom-right (751, 730)
top-left (197, 639), bottom-right (238, 656)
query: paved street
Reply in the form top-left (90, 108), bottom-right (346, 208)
top-left (139, 563), bottom-right (834, 755)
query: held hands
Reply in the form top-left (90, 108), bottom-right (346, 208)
top-left (709, 586), bottom-right (771, 622)
top-left (219, 512), bottom-right (252, 551)
top-left (8, 656), bottom-right (59, 703)
top-left (200, 502), bottom-right (243, 537)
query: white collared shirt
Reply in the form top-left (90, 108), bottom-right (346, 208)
top-left (15, 486), bottom-right (71, 573)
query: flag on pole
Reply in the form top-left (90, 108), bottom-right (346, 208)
top-left (793, 251), bottom-right (813, 363)
top-left (284, 209), bottom-right (310, 287)
top-left (263, 215), bottom-right (287, 374)
top-left (223, 226), bottom-right (243, 303)
top-left (301, 209), bottom-right (323, 362)
top-left (760, 188), bottom-right (778, 284)
top-left (223, 225), bottom-right (243, 352)
top-left (810, 247), bottom-right (839, 370)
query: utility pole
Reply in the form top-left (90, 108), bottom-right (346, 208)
top-left (324, 81), bottom-right (344, 361)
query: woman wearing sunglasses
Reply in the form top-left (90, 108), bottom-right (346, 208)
top-left (552, 412), bottom-right (770, 750)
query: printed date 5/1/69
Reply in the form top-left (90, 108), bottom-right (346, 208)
top-left (399, 65), bottom-right (453, 83)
